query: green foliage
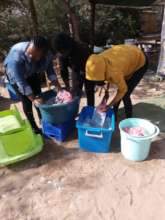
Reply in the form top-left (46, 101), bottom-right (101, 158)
top-left (0, 0), bottom-right (69, 51)
top-left (0, 0), bottom-right (141, 51)
top-left (78, 4), bottom-right (141, 46)
top-left (0, 0), bottom-right (32, 51)
top-left (35, 0), bottom-right (68, 37)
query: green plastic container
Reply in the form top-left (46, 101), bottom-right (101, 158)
top-left (0, 106), bottom-right (43, 165)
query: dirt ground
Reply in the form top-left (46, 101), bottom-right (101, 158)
top-left (0, 76), bottom-right (165, 220)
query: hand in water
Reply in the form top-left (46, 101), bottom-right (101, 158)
top-left (97, 103), bottom-right (108, 112)
top-left (33, 97), bottom-right (44, 106)
top-left (97, 99), bottom-right (108, 112)
top-left (104, 90), bottom-right (109, 101)
top-left (97, 88), bottom-right (110, 112)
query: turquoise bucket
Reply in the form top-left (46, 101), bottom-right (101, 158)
top-left (38, 90), bottom-right (80, 124)
top-left (119, 118), bottom-right (159, 161)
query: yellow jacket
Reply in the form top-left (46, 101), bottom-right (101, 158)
top-left (86, 45), bottom-right (146, 105)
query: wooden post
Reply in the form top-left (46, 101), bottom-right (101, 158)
top-left (63, 0), bottom-right (80, 41)
top-left (156, 5), bottom-right (165, 76)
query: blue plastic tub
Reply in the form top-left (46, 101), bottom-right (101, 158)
top-left (42, 119), bottom-right (75, 142)
top-left (6, 83), bottom-right (20, 101)
top-left (76, 106), bottom-right (115, 153)
top-left (38, 90), bottom-right (80, 124)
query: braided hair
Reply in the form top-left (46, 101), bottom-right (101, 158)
top-left (31, 36), bottom-right (49, 54)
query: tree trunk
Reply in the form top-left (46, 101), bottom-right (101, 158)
top-left (28, 0), bottom-right (39, 35)
top-left (90, 1), bottom-right (96, 50)
top-left (63, 0), bottom-right (80, 41)
top-left (157, 5), bottom-right (165, 76)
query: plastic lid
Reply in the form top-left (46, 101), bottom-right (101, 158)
top-left (0, 115), bottom-right (21, 134)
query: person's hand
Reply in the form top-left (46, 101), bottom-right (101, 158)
top-left (28, 94), bottom-right (35, 102)
top-left (54, 80), bottom-right (62, 92)
top-left (97, 88), bottom-right (110, 112)
top-left (97, 103), bottom-right (109, 112)
top-left (56, 83), bottom-right (62, 92)
top-left (103, 90), bottom-right (109, 102)
top-left (33, 97), bottom-right (44, 106)
top-left (64, 87), bottom-right (71, 92)
top-left (50, 80), bottom-right (62, 92)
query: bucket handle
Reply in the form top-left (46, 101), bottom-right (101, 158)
top-left (149, 125), bottom-right (160, 139)
top-left (85, 130), bottom-right (103, 139)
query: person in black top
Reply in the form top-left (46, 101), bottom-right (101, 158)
top-left (53, 33), bottom-right (92, 97)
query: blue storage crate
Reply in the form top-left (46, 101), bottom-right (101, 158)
top-left (76, 106), bottom-right (115, 153)
top-left (6, 83), bottom-right (20, 101)
top-left (38, 90), bottom-right (80, 124)
top-left (42, 119), bottom-right (75, 142)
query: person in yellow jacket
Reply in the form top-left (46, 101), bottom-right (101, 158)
top-left (85, 44), bottom-right (148, 119)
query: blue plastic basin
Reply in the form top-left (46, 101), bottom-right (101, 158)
top-left (76, 106), bottom-right (115, 153)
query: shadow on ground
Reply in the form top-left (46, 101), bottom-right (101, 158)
top-left (6, 100), bottom-right (165, 170)
top-left (149, 137), bottom-right (165, 160)
top-left (0, 96), bottom-right (12, 110)
top-left (112, 101), bottom-right (165, 156)
top-left (118, 102), bottom-right (165, 132)
top-left (7, 138), bottom-right (82, 172)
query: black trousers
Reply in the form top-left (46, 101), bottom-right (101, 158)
top-left (85, 79), bottom-right (106, 106)
top-left (12, 75), bottom-right (42, 130)
top-left (85, 56), bottom-right (148, 119)
top-left (85, 79), bottom-right (96, 106)
top-left (59, 56), bottom-right (84, 96)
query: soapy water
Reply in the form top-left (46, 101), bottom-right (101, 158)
top-left (83, 108), bottom-right (111, 128)
top-left (91, 108), bottom-right (106, 127)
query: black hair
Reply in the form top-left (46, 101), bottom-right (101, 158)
top-left (53, 33), bottom-right (75, 54)
top-left (31, 36), bottom-right (49, 54)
